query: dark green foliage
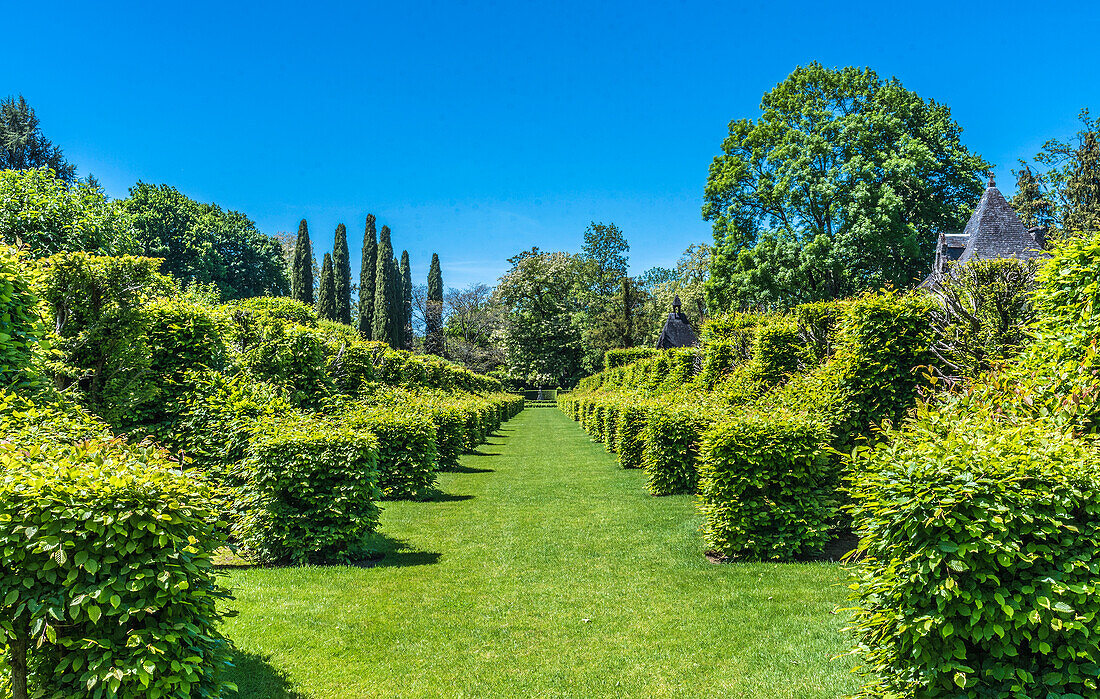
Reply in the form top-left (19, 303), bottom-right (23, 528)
top-left (425, 253), bottom-right (444, 356)
top-left (317, 252), bottom-right (336, 321)
top-left (605, 347), bottom-right (657, 369)
top-left (928, 258), bottom-right (1038, 380)
top-left (703, 63), bottom-right (986, 310)
top-left (124, 182), bottom-right (288, 300)
top-left (0, 168), bottom-right (136, 256)
top-left (388, 256), bottom-right (403, 348)
top-left (400, 250), bottom-right (412, 349)
top-left (239, 415), bottom-right (381, 564)
top-left (0, 248), bottom-right (41, 388)
top-left (372, 226), bottom-right (395, 346)
top-left (291, 219), bottom-right (314, 305)
top-left (332, 223), bottom-right (352, 324)
top-left (1011, 162), bottom-right (1056, 230)
top-left (847, 411), bottom-right (1100, 697)
top-left (335, 402), bottom-right (439, 500)
top-left (358, 215), bottom-right (377, 339)
top-left (0, 95), bottom-right (75, 182)
top-left (642, 403), bottom-right (714, 495)
top-left (0, 436), bottom-right (232, 697)
top-left (699, 414), bottom-right (834, 560)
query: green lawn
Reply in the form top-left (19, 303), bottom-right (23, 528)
top-left (222, 408), bottom-right (860, 698)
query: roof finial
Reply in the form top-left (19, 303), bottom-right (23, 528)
top-left (988, 170), bottom-right (996, 188)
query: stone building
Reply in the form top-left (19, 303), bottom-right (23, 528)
top-left (656, 296), bottom-right (699, 349)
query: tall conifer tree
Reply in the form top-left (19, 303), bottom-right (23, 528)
top-left (291, 219), bottom-right (314, 305)
top-left (400, 250), bottom-right (413, 349)
top-left (388, 256), bottom-right (402, 347)
top-left (358, 215), bottom-right (377, 339)
top-left (372, 225), bottom-right (395, 346)
top-left (425, 253), bottom-right (444, 356)
top-left (1065, 130), bottom-right (1100, 234)
top-left (333, 223), bottom-right (351, 324)
top-left (317, 252), bottom-right (336, 320)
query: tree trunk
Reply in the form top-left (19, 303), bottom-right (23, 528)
top-left (10, 619), bottom-right (28, 699)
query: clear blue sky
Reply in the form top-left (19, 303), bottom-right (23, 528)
top-left (6, 0), bottom-right (1098, 289)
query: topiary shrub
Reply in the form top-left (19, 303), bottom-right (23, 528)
top-left (228, 312), bottom-right (332, 407)
top-left (795, 299), bottom-right (846, 365)
top-left (643, 402), bottom-right (714, 495)
top-left (238, 415), bottom-right (381, 564)
top-left (335, 403), bottom-right (439, 500)
top-left (0, 437), bottom-right (233, 697)
top-left (229, 296), bottom-right (317, 326)
top-left (614, 400), bottom-right (648, 469)
top-left (605, 347), bottom-right (658, 369)
top-left (752, 316), bottom-right (804, 385)
top-left (0, 247), bottom-right (42, 389)
top-left (846, 409), bottom-right (1100, 697)
top-left (698, 412), bottom-right (835, 561)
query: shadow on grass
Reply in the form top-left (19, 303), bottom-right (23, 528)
top-left (421, 489), bottom-right (474, 503)
top-left (440, 464), bottom-right (494, 474)
top-left (359, 533), bottom-right (442, 568)
top-left (467, 449), bottom-right (501, 457)
top-left (225, 650), bottom-right (306, 699)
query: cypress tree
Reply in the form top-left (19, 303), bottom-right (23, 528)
top-left (358, 215), bottom-right (377, 339)
top-left (317, 253), bottom-right (336, 321)
top-left (425, 253), bottom-right (444, 356)
top-left (400, 250), bottom-right (413, 349)
top-left (333, 223), bottom-right (351, 324)
top-left (388, 256), bottom-right (402, 348)
top-left (291, 219), bottom-right (314, 305)
top-left (372, 225), bottom-right (395, 346)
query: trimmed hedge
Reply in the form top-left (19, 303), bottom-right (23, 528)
top-left (0, 247), bottom-right (41, 389)
top-left (238, 416), bottom-right (381, 564)
top-left (699, 412), bottom-right (835, 560)
top-left (846, 411), bottom-right (1100, 697)
top-left (0, 438), bottom-right (232, 698)
top-left (605, 347), bottom-right (657, 369)
top-left (643, 402), bottom-right (714, 495)
top-left (334, 402), bottom-right (439, 500)
top-left (614, 400), bottom-right (649, 469)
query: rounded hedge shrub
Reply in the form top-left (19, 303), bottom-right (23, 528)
top-left (846, 409), bottom-right (1100, 697)
top-left (0, 247), bottom-right (41, 389)
top-left (238, 415), bottom-right (381, 564)
top-left (643, 402), bottom-right (715, 495)
top-left (333, 402), bottom-right (439, 500)
top-left (0, 438), bottom-right (232, 698)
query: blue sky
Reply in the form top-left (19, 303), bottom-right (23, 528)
top-left (6, 0), bottom-right (1098, 289)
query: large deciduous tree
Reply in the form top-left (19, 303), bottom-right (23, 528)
top-left (443, 283), bottom-right (505, 374)
top-left (332, 223), bottom-right (351, 324)
top-left (576, 222), bottom-right (631, 371)
top-left (372, 225), bottom-right (395, 346)
top-left (400, 250), bottom-right (413, 349)
top-left (291, 219), bottom-right (314, 305)
top-left (358, 215), bottom-right (377, 339)
top-left (425, 253), bottom-right (444, 356)
top-left (317, 252), bottom-right (336, 320)
top-left (0, 95), bottom-right (76, 183)
top-left (703, 63), bottom-right (987, 311)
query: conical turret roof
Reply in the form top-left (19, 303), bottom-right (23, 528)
top-left (958, 180), bottom-right (1045, 264)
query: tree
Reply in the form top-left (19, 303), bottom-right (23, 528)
top-left (1011, 162), bottom-right (1056, 230)
top-left (580, 222), bottom-right (629, 298)
top-left (123, 183), bottom-right (288, 299)
top-left (388, 255), bottom-right (403, 348)
top-left (496, 249), bottom-right (584, 387)
top-left (425, 253), bottom-right (444, 356)
top-left (358, 215), bottom-right (377, 339)
top-left (332, 223), bottom-right (351, 324)
top-left (644, 243), bottom-right (712, 338)
top-left (291, 219), bottom-right (314, 305)
top-left (400, 250), bottom-right (413, 349)
top-left (317, 252), bottom-right (336, 320)
top-left (1033, 109), bottom-right (1100, 237)
top-left (443, 283), bottom-right (506, 374)
top-left (0, 168), bottom-right (136, 256)
top-left (0, 95), bottom-right (76, 183)
top-left (703, 63), bottom-right (987, 311)
top-left (372, 225), bottom-right (395, 346)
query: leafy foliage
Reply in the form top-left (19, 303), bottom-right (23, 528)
top-left (317, 251), bottom-right (336, 321)
top-left (0, 247), bottom-right (42, 388)
top-left (0, 95), bottom-right (75, 183)
top-left (425, 253), bottom-right (444, 356)
top-left (332, 223), bottom-right (351, 325)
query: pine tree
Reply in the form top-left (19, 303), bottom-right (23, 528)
top-left (400, 250), bottom-right (413, 349)
top-left (332, 223), bottom-right (351, 324)
top-left (291, 219), bottom-right (314, 305)
top-left (425, 253), bottom-right (444, 356)
top-left (358, 215), bottom-right (377, 339)
top-left (1011, 162), bottom-right (1056, 230)
top-left (372, 225), bottom-right (395, 346)
top-left (317, 253), bottom-right (336, 320)
top-left (1064, 130), bottom-right (1100, 235)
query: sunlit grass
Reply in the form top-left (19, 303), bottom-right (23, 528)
top-left (222, 408), bottom-right (859, 698)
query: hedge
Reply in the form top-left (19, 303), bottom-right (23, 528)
top-left (614, 400), bottom-right (648, 469)
top-left (0, 247), bottom-right (41, 389)
top-left (0, 438), bottom-right (232, 698)
top-left (642, 401), bottom-right (715, 495)
top-left (238, 415), bottom-right (381, 564)
top-left (605, 347), bottom-right (657, 369)
top-left (333, 402), bottom-right (439, 500)
top-left (846, 411), bottom-right (1100, 697)
top-left (698, 412), bottom-right (835, 560)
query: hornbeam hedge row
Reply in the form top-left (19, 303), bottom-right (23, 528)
top-left (1, 250), bottom-right (522, 696)
top-left (564, 234), bottom-right (1100, 698)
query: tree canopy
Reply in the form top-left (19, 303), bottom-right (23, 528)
top-left (703, 63), bottom-right (987, 311)
top-left (333, 223), bottom-right (351, 324)
top-left (291, 219), bottom-right (314, 305)
top-left (0, 95), bottom-right (76, 183)
top-left (358, 215), bottom-right (377, 339)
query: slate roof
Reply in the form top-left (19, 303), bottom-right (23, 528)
top-left (957, 182), bottom-right (1046, 265)
top-left (656, 312), bottom-right (698, 349)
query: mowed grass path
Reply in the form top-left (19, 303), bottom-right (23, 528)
top-left (223, 408), bottom-right (859, 698)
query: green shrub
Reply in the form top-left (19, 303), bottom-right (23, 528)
top-left (698, 412), bottom-right (835, 560)
top-left (643, 402), bottom-right (714, 495)
top-left (239, 415), bottom-right (380, 564)
top-left (334, 402), bottom-right (439, 500)
top-left (0, 438), bottom-right (232, 697)
top-left (0, 389), bottom-right (111, 448)
top-left (846, 410), bottom-right (1100, 697)
top-left (752, 317), bottom-right (803, 384)
top-left (614, 401), bottom-right (648, 469)
top-left (794, 300), bottom-right (846, 365)
top-left (0, 247), bottom-right (42, 389)
top-left (228, 311), bottom-right (331, 406)
top-left (605, 347), bottom-right (657, 369)
top-left (229, 296), bottom-right (317, 326)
